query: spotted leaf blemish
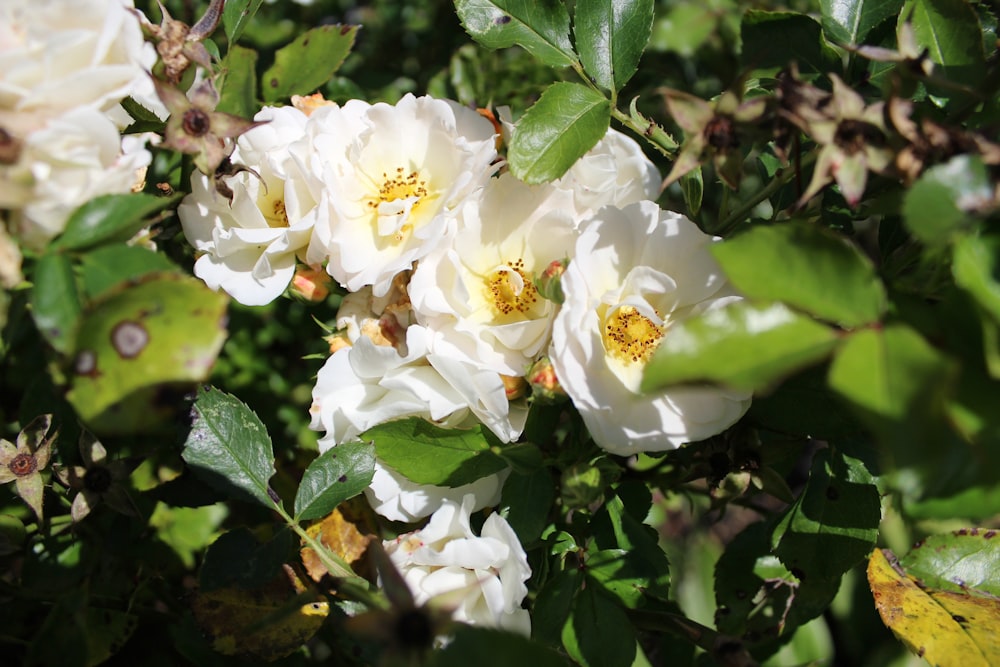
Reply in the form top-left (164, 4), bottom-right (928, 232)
top-left (111, 321), bottom-right (150, 359)
top-left (495, 14), bottom-right (511, 24)
top-left (74, 350), bottom-right (98, 376)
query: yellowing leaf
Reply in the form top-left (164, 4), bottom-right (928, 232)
top-left (301, 498), bottom-right (378, 582)
top-left (191, 573), bottom-right (328, 661)
top-left (868, 548), bottom-right (1000, 666)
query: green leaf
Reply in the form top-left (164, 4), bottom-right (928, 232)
top-left (827, 324), bottom-right (955, 442)
top-left (575, 0), bottom-right (654, 92)
top-left (429, 625), bottom-right (570, 667)
top-left (905, 0), bottom-right (987, 94)
top-left (182, 386), bottom-right (277, 508)
top-left (262, 25), bottom-right (358, 103)
top-left (642, 301), bottom-right (841, 393)
top-left (904, 155), bottom-right (990, 244)
top-left (954, 233), bottom-right (1000, 324)
top-left (50, 193), bottom-right (180, 252)
top-left (591, 493), bottom-right (670, 603)
top-left (499, 468), bottom-right (555, 546)
top-left (712, 222), bottom-right (886, 327)
top-left (293, 442), bottom-right (376, 521)
top-left (821, 0), bottom-right (903, 44)
top-left (741, 10), bottom-right (840, 75)
top-left (563, 585), bottom-right (636, 667)
top-left (200, 528), bottom-right (296, 592)
top-left (533, 569), bottom-right (583, 645)
top-left (218, 45), bottom-right (259, 119)
top-left (30, 253), bottom-right (81, 354)
top-left (67, 274), bottom-right (229, 434)
top-left (747, 365), bottom-right (865, 440)
top-left (364, 418), bottom-right (508, 487)
top-left (454, 0), bottom-right (577, 68)
top-left (772, 449), bottom-right (880, 580)
top-left (900, 529), bottom-right (1000, 597)
top-left (222, 0), bottom-right (265, 45)
top-left (508, 82), bottom-right (610, 184)
top-left (79, 245), bottom-right (177, 299)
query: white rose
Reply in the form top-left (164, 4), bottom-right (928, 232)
top-left (550, 201), bottom-right (752, 455)
top-left (554, 128), bottom-right (661, 219)
top-left (365, 459), bottom-right (508, 523)
top-left (409, 173), bottom-right (578, 376)
top-left (385, 494), bottom-right (531, 636)
top-left (178, 106), bottom-right (322, 306)
top-left (3, 107), bottom-right (151, 250)
top-left (305, 94), bottom-right (498, 296)
top-left (0, 0), bottom-right (147, 135)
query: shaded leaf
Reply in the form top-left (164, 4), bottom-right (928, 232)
top-left (200, 528), bottom-right (297, 592)
top-left (905, 0), bottom-right (987, 96)
top-left (953, 233), bottom-right (1000, 324)
top-left (563, 585), bottom-right (636, 667)
top-left (31, 253), bottom-right (81, 354)
top-left (455, 0), bottom-right (577, 68)
top-left (741, 10), bottom-right (840, 75)
top-left (508, 82), bottom-right (610, 184)
top-left (712, 222), bottom-right (886, 327)
top-left (294, 442), bottom-right (376, 521)
top-left (218, 45), bottom-right (259, 118)
top-left (182, 385), bottom-right (277, 508)
top-left (904, 155), bottom-right (990, 244)
top-left (262, 25), bottom-right (357, 103)
top-left (429, 625), bottom-right (570, 667)
top-left (499, 467), bottom-right (555, 546)
top-left (575, 0), bottom-right (655, 92)
top-left (643, 301), bottom-right (841, 393)
top-left (364, 418), bottom-right (507, 487)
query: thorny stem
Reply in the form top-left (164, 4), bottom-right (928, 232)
top-left (611, 106), bottom-right (678, 157)
top-left (714, 148), bottom-right (819, 235)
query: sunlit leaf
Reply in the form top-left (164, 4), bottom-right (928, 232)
top-left (821, 0), bottom-right (903, 44)
top-left (222, 0), bottom-right (265, 45)
top-left (294, 441), bottom-right (376, 521)
top-left (455, 0), bottom-right (577, 68)
top-left (300, 499), bottom-right (378, 582)
top-left (575, 0), bottom-right (654, 92)
top-left (218, 45), bottom-right (259, 118)
top-left (900, 529), bottom-right (1000, 597)
top-left (79, 245), bottom-right (177, 299)
top-left (507, 82), bottom-right (610, 184)
top-left (905, 0), bottom-right (986, 97)
top-left (262, 25), bottom-right (358, 103)
top-left (31, 252), bottom-right (81, 354)
top-left (904, 155), bottom-right (990, 244)
top-left (50, 193), bottom-right (179, 252)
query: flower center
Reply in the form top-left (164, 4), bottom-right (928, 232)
top-left (182, 108), bottom-right (211, 137)
top-left (484, 259), bottom-right (542, 321)
top-left (266, 198), bottom-right (288, 228)
top-left (603, 305), bottom-right (664, 365)
top-left (367, 167), bottom-right (430, 242)
top-left (84, 465), bottom-right (113, 493)
top-left (8, 453), bottom-right (37, 477)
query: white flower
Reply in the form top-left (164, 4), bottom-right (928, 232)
top-left (553, 128), bottom-right (661, 219)
top-left (409, 173), bottom-right (577, 376)
top-left (2, 107), bottom-right (151, 250)
top-left (385, 494), bottom-right (531, 636)
top-left (550, 201), bottom-right (752, 455)
top-left (306, 94), bottom-right (498, 296)
top-left (365, 460), bottom-right (508, 523)
top-left (0, 0), bottom-right (147, 135)
top-left (178, 106), bottom-right (322, 306)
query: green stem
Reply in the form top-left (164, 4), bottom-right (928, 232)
top-left (715, 148), bottom-right (818, 235)
top-left (611, 107), bottom-right (678, 157)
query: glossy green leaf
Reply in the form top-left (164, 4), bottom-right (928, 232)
top-left (182, 386), bottom-right (277, 508)
top-left (499, 468), bottom-right (555, 546)
top-left (741, 10), bottom-right (840, 75)
top-left (218, 45), bottom-right (259, 118)
top-left (455, 0), bottom-right (577, 68)
top-left (533, 569), bottom-right (583, 645)
top-left (222, 0), bottom-right (265, 45)
top-left (904, 156), bottom-right (990, 244)
top-left (31, 253), bottom-right (81, 354)
top-left (591, 493), bottom-right (670, 602)
top-left (429, 625), bottom-right (570, 667)
top-left (821, 0), bottom-right (903, 44)
top-left (827, 324), bottom-right (955, 438)
top-left (262, 25), bottom-right (358, 103)
top-left (67, 274), bottom-right (228, 434)
top-left (643, 301), bottom-right (841, 393)
top-left (900, 529), bottom-right (1000, 596)
top-left (508, 82), bottom-right (610, 184)
top-left (575, 0), bottom-right (654, 92)
top-left (712, 222), bottom-right (886, 327)
top-left (79, 245), bottom-right (177, 300)
top-left (563, 585), bottom-right (636, 667)
top-left (50, 193), bottom-right (179, 252)
top-left (364, 418), bottom-right (507, 487)
top-left (954, 234), bottom-right (1000, 324)
top-left (905, 0), bottom-right (986, 94)
top-left (773, 449), bottom-right (880, 580)
top-left (293, 442), bottom-right (376, 521)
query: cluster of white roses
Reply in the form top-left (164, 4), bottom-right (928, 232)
top-left (0, 0), bottom-right (153, 278)
top-left (179, 91), bottom-right (752, 634)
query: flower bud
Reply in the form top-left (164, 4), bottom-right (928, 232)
top-left (526, 356), bottom-right (567, 404)
top-left (534, 259), bottom-right (568, 304)
top-left (501, 374), bottom-right (528, 401)
top-left (291, 267), bottom-right (331, 302)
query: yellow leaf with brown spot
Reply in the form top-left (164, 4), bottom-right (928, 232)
top-left (301, 497), bottom-right (378, 582)
top-left (868, 548), bottom-right (1000, 667)
top-left (191, 574), bottom-right (328, 661)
